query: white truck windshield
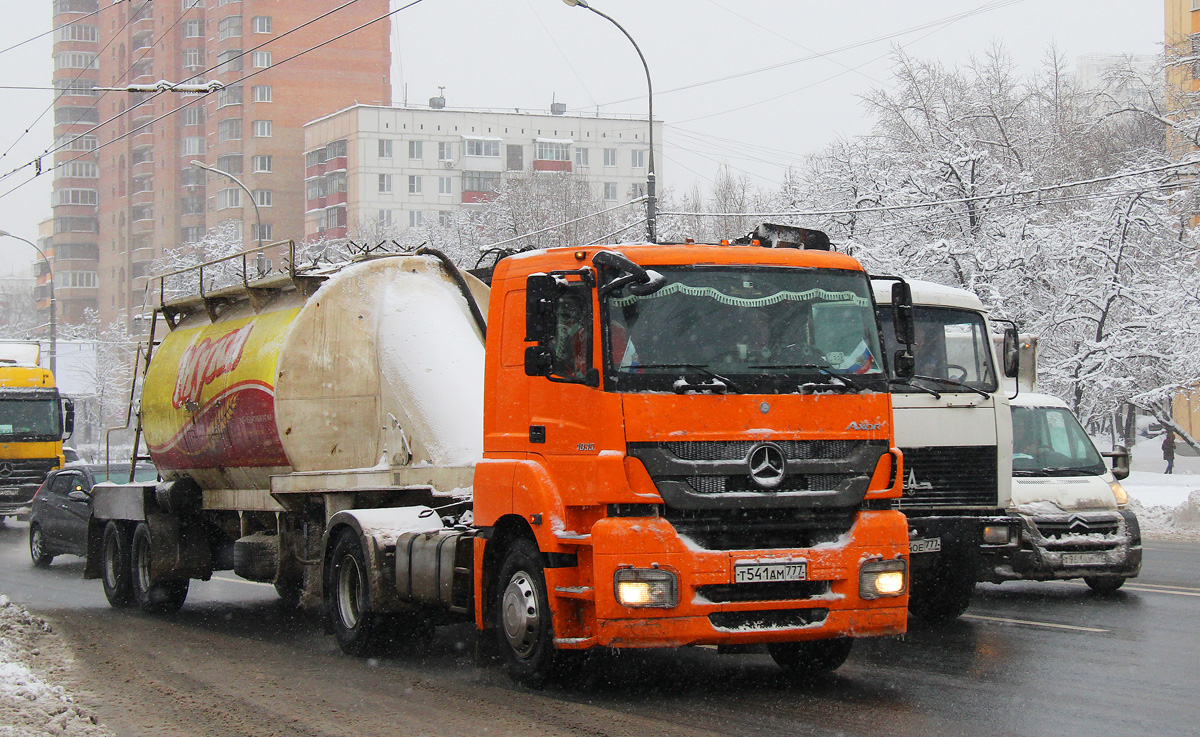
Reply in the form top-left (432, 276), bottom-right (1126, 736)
top-left (877, 306), bottom-right (998, 393)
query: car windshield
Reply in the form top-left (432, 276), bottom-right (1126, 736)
top-left (876, 305), bottom-right (998, 393)
top-left (1011, 406), bottom-right (1106, 476)
top-left (0, 398), bottom-right (60, 441)
top-left (603, 265), bottom-right (885, 393)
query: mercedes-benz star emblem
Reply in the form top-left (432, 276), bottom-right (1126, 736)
top-left (748, 443), bottom-right (786, 489)
top-left (0, 462), bottom-right (13, 478)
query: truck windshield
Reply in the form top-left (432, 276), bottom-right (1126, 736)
top-left (1011, 406), bottom-right (1106, 476)
top-left (0, 398), bottom-right (60, 441)
top-left (602, 266), bottom-right (886, 393)
top-left (876, 305), bottom-right (998, 393)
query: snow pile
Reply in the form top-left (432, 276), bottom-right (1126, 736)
top-left (0, 595), bottom-right (113, 737)
top-left (1128, 490), bottom-right (1200, 542)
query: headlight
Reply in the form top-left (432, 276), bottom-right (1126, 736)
top-left (1109, 480), bottom-right (1129, 508)
top-left (614, 567), bottom-right (678, 608)
top-left (859, 559), bottom-right (907, 599)
top-left (982, 525), bottom-right (1012, 544)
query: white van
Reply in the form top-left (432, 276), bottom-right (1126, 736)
top-left (1001, 393), bottom-right (1140, 592)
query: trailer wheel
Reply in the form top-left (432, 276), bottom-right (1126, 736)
top-left (908, 565), bottom-right (974, 622)
top-left (495, 538), bottom-right (558, 687)
top-left (1084, 576), bottom-right (1126, 594)
top-left (131, 523), bottom-right (189, 614)
top-left (326, 528), bottom-right (392, 655)
top-left (101, 521), bottom-right (134, 608)
top-left (29, 524), bottom-right (54, 567)
top-left (768, 638), bottom-right (853, 677)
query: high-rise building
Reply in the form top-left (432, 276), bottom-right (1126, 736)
top-left (49, 0), bottom-right (390, 330)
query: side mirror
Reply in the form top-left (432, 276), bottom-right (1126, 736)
top-left (525, 274), bottom-right (558, 345)
top-left (1002, 327), bottom-right (1020, 378)
top-left (1103, 445), bottom-right (1131, 480)
top-left (68, 490), bottom-right (89, 503)
top-left (62, 397), bottom-right (75, 438)
top-left (891, 281), bottom-right (915, 346)
top-left (893, 350), bottom-right (915, 380)
top-left (524, 346), bottom-right (554, 377)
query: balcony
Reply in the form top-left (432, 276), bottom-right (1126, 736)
top-left (533, 160), bottom-right (572, 173)
top-left (132, 248), bottom-right (156, 264)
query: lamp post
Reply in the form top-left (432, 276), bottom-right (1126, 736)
top-left (189, 159), bottom-right (266, 273)
top-left (562, 0), bottom-right (657, 243)
top-left (0, 230), bottom-right (55, 374)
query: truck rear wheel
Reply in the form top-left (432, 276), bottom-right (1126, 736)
top-left (131, 523), bottom-right (189, 614)
top-left (327, 528), bottom-right (392, 655)
top-left (495, 538), bottom-right (558, 687)
top-left (101, 522), bottom-right (134, 608)
top-left (768, 637), bottom-right (853, 677)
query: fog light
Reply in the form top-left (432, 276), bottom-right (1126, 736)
top-left (982, 525), bottom-right (1011, 544)
top-left (860, 559), bottom-right (907, 599)
top-left (1109, 480), bottom-right (1129, 508)
top-left (614, 568), bottom-right (678, 608)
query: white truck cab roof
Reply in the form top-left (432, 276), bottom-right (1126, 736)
top-left (872, 278), bottom-right (986, 311)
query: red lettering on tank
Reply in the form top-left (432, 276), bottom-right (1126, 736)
top-left (172, 324), bottom-right (254, 409)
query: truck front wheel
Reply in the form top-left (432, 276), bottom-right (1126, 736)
top-left (131, 523), bottom-right (189, 613)
top-left (768, 638), bottom-right (853, 677)
top-left (101, 522), bottom-right (134, 608)
top-left (495, 538), bottom-right (558, 687)
top-left (908, 564), bottom-right (974, 622)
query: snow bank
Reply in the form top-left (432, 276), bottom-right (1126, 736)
top-left (1128, 491), bottom-right (1200, 543)
top-left (0, 595), bottom-right (113, 737)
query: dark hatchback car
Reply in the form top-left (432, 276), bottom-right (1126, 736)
top-left (29, 462), bottom-right (158, 566)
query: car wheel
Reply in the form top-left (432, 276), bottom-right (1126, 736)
top-left (1084, 576), bottom-right (1126, 594)
top-left (495, 538), bottom-right (559, 687)
top-left (29, 524), bottom-right (54, 567)
top-left (768, 637), bottom-right (854, 677)
top-left (101, 522), bottom-right (134, 608)
top-left (131, 523), bottom-right (189, 613)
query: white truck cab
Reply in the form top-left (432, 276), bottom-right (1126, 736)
top-left (1000, 392), bottom-right (1140, 593)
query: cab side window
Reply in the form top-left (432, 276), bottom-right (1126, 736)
top-left (551, 288), bottom-right (592, 381)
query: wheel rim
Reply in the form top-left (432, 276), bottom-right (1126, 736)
top-left (30, 527), bottom-right (44, 560)
top-left (501, 570), bottom-right (540, 658)
top-left (103, 532), bottom-right (119, 587)
top-left (336, 554), bottom-right (362, 629)
top-left (135, 535), bottom-right (152, 594)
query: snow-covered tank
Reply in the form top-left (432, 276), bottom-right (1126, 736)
top-left (140, 256), bottom-right (489, 492)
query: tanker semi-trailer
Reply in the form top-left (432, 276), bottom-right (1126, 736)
top-left (86, 239), bottom-right (914, 685)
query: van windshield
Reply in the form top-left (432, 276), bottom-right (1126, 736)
top-left (603, 266), bottom-right (886, 393)
top-left (1011, 406), bottom-right (1106, 476)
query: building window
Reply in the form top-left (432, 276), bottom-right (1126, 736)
top-left (252, 16), bottom-right (272, 33)
top-left (326, 171), bottom-right (346, 193)
top-left (62, 271), bottom-right (99, 288)
top-left (306, 178), bottom-right (326, 200)
top-left (216, 153), bottom-right (243, 174)
top-left (462, 170), bottom-right (500, 192)
top-left (378, 174), bottom-right (392, 193)
top-left (409, 210), bottom-right (423, 227)
top-left (180, 168), bottom-right (204, 187)
top-left (409, 140), bottom-right (423, 159)
top-left (217, 118), bottom-right (242, 142)
top-left (603, 182), bottom-right (617, 200)
top-left (326, 139), bottom-right (347, 158)
top-left (378, 139), bottom-right (392, 158)
top-left (182, 226), bottom-right (204, 243)
top-left (465, 139), bottom-right (500, 157)
top-left (438, 176), bottom-right (452, 195)
top-left (252, 189), bottom-right (272, 206)
top-left (438, 210), bottom-right (451, 227)
top-left (182, 136), bottom-right (205, 155)
top-left (408, 175), bottom-right (422, 194)
top-left (603, 148), bottom-right (617, 167)
top-left (252, 85), bottom-right (272, 103)
top-left (305, 149), bottom-right (327, 168)
top-left (59, 161), bottom-right (99, 178)
top-left (180, 196), bottom-right (204, 215)
top-left (378, 209), bottom-right (393, 226)
top-left (632, 182), bottom-right (647, 199)
top-left (536, 141), bottom-right (570, 161)
top-left (54, 79), bottom-right (98, 97)
top-left (53, 188), bottom-right (99, 206)
top-left (575, 147), bottom-right (589, 167)
top-left (54, 107), bottom-right (99, 125)
top-left (252, 50), bottom-right (272, 68)
top-left (327, 207), bottom-right (347, 228)
top-left (131, 205), bottom-right (154, 222)
top-left (631, 149), bottom-right (645, 168)
top-left (438, 142), bottom-right (452, 161)
top-left (217, 50), bottom-right (243, 74)
top-left (217, 16), bottom-right (242, 41)
top-left (181, 107), bottom-right (203, 126)
top-left (216, 84), bottom-right (243, 108)
top-left (252, 223), bottom-right (273, 241)
top-left (54, 24), bottom-right (98, 42)
top-left (252, 120), bottom-right (272, 137)
top-left (53, 52), bottom-right (98, 70)
top-left (217, 188), bottom-right (242, 209)
top-left (252, 155), bottom-right (272, 172)
top-left (183, 48), bottom-right (202, 68)
top-left (182, 19), bottom-right (202, 37)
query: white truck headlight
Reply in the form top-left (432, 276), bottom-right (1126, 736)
top-left (614, 568), bottom-right (678, 608)
top-left (1109, 480), bottom-right (1129, 508)
top-left (859, 559), bottom-right (907, 599)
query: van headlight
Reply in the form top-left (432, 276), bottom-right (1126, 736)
top-left (614, 568), bottom-right (678, 608)
top-left (860, 559), bottom-right (907, 599)
top-left (1109, 480), bottom-right (1129, 508)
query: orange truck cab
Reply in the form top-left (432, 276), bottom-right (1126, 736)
top-left (475, 234), bottom-right (913, 682)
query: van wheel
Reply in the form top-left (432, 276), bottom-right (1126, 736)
top-left (29, 524), bottom-right (54, 567)
top-left (769, 638), bottom-right (854, 677)
top-left (131, 523), bottom-right (189, 613)
top-left (1084, 576), bottom-right (1125, 594)
top-left (101, 522), bottom-right (134, 608)
top-left (495, 538), bottom-right (559, 687)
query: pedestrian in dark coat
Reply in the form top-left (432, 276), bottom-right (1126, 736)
top-left (1163, 431), bottom-right (1177, 474)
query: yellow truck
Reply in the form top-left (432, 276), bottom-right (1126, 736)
top-left (0, 342), bottom-right (74, 521)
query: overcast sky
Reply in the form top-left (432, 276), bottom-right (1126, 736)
top-left (0, 0), bottom-right (1164, 273)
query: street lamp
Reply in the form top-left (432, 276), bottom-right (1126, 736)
top-left (189, 159), bottom-right (267, 273)
top-left (0, 230), bottom-right (55, 375)
top-left (562, 0), bottom-right (657, 243)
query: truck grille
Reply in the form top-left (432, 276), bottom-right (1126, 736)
top-left (709, 608), bottom-right (828, 631)
top-left (898, 446), bottom-right (998, 509)
top-left (687, 473), bottom-right (850, 494)
top-left (667, 440), bottom-right (860, 462)
top-left (0, 458), bottom-right (57, 488)
top-left (664, 507), bottom-right (855, 550)
top-left (697, 581), bottom-right (830, 603)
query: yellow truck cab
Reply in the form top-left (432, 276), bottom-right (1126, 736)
top-left (0, 349), bottom-right (74, 520)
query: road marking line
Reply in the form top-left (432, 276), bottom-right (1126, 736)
top-left (210, 575), bottom-right (275, 589)
top-left (963, 614), bottom-right (1109, 633)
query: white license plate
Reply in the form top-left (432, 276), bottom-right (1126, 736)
top-left (734, 562), bottom-right (807, 583)
top-left (1062, 552), bottom-right (1106, 566)
top-left (909, 537), bottom-right (942, 554)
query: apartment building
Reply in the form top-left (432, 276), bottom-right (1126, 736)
top-left (302, 104), bottom-right (662, 241)
top-left (49, 0), bottom-right (390, 330)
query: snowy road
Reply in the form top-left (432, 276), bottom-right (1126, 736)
top-left (1, 520), bottom-right (1197, 737)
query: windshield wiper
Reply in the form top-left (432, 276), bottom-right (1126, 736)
top-left (909, 374), bottom-right (991, 399)
top-left (749, 364), bottom-right (864, 391)
top-left (637, 363), bottom-right (743, 393)
top-left (1039, 466), bottom-right (1096, 476)
top-left (890, 377), bottom-right (940, 398)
